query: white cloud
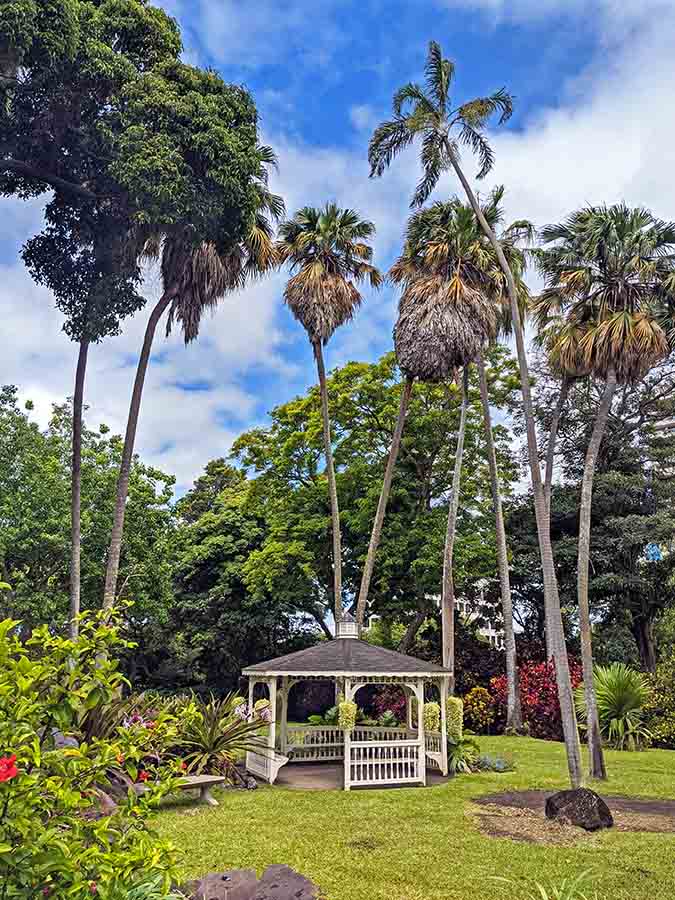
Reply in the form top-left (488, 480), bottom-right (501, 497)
top-left (349, 104), bottom-right (377, 132)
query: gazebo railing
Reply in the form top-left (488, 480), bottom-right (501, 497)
top-left (284, 725), bottom-right (417, 761)
top-left (347, 739), bottom-right (421, 788)
top-left (424, 730), bottom-right (443, 770)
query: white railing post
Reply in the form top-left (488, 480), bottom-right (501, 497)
top-left (344, 677), bottom-right (351, 791)
top-left (416, 679), bottom-right (426, 785)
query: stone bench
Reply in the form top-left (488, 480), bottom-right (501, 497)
top-left (178, 774), bottom-right (228, 806)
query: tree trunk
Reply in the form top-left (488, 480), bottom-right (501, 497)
top-left (542, 376), bottom-right (570, 658)
top-left (398, 606), bottom-right (427, 655)
top-left (449, 151), bottom-right (583, 788)
top-left (441, 367), bottom-right (469, 690)
top-left (633, 618), bottom-right (657, 673)
top-left (102, 288), bottom-right (176, 610)
top-left (69, 338), bottom-right (89, 640)
top-left (313, 340), bottom-right (343, 626)
top-left (477, 354), bottom-right (522, 730)
top-left (578, 368), bottom-right (617, 780)
top-left (355, 377), bottom-right (414, 630)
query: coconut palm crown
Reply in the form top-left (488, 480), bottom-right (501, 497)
top-left (534, 203), bottom-right (675, 383)
top-left (368, 40), bottom-right (513, 208)
top-left (390, 187), bottom-right (530, 381)
top-left (277, 203), bottom-right (382, 343)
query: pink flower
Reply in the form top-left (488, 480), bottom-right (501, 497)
top-left (89, 881), bottom-right (97, 894)
top-left (138, 770), bottom-right (150, 783)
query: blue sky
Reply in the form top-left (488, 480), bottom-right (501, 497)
top-left (2, 0), bottom-right (675, 490)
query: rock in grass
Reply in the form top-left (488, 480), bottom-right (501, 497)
top-left (545, 788), bottom-right (614, 831)
top-left (190, 865), bottom-right (320, 899)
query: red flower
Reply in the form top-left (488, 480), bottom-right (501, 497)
top-left (116, 754), bottom-right (125, 765)
top-left (0, 754), bottom-right (18, 783)
top-left (89, 881), bottom-right (97, 894)
top-left (138, 770), bottom-right (150, 783)
top-left (180, 761), bottom-right (187, 771)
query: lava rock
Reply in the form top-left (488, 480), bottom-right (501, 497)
top-left (190, 866), bottom-right (319, 900)
top-left (244, 776), bottom-right (258, 791)
top-left (545, 788), bottom-right (614, 831)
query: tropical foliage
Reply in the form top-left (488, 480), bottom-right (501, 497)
top-left (576, 663), bottom-right (652, 751)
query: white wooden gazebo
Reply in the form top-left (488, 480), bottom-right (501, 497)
top-left (243, 613), bottom-right (451, 791)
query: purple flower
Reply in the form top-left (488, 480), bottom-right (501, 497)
top-left (234, 703), bottom-right (249, 721)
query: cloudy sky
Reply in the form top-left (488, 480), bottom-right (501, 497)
top-left (3, 0), bottom-right (675, 492)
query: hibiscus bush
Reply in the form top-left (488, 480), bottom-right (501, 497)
top-left (0, 610), bottom-right (182, 899)
top-left (491, 658), bottom-right (583, 741)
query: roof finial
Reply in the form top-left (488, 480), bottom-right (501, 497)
top-left (336, 610), bottom-right (358, 639)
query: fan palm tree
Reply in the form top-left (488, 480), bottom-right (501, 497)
top-left (368, 39), bottom-right (583, 786)
top-left (102, 149), bottom-right (283, 610)
top-left (354, 198), bottom-right (497, 682)
top-left (536, 203), bottom-right (675, 779)
top-left (276, 204), bottom-right (382, 625)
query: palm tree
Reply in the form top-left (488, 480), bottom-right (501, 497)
top-left (355, 198), bottom-right (496, 681)
top-left (277, 204), bottom-right (381, 625)
top-left (102, 149), bottom-right (283, 610)
top-left (536, 203), bottom-right (675, 779)
top-left (368, 39), bottom-right (584, 786)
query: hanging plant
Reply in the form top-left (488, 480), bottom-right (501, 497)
top-left (423, 702), bottom-right (441, 733)
top-left (338, 701), bottom-right (357, 731)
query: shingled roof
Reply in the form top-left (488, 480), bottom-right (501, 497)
top-left (242, 638), bottom-right (451, 677)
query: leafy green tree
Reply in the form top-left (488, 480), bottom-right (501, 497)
top-left (277, 204), bottom-right (381, 624)
top-left (536, 204), bottom-right (675, 778)
top-left (369, 38), bottom-right (583, 786)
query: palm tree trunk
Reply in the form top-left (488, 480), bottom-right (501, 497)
top-left (578, 367), bottom-right (617, 780)
top-left (477, 353), bottom-right (522, 730)
top-left (312, 340), bottom-right (343, 626)
top-left (102, 288), bottom-right (177, 610)
top-left (449, 151), bottom-right (583, 788)
top-left (69, 338), bottom-right (89, 640)
top-left (441, 367), bottom-right (469, 689)
top-left (355, 377), bottom-right (414, 630)
top-left (542, 375), bottom-right (570, 658)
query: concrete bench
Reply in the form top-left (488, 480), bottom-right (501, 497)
top-left (178, 774), bottom-right (228, 806)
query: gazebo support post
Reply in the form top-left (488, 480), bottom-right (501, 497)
top-left (343, 677), bottom-right (352, 791)
top-left (416, 679), bottom-right (426, 786)
top-left (406, 686), bottom-right (414, 732)
top-left (267, 677), bottom-right (278, 755)
top-left (440, 675), bottom-right (449, 776)
top-left (280, 676), bottom-right (289, 755)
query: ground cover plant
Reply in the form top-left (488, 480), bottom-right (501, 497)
top-left (155, 736), bottom-right (675, 900)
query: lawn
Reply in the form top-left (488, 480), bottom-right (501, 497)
top-left (155, 737), bottom-right (675, 900)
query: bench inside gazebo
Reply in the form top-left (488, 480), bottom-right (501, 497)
top-left (242, 613), bottom-right (452, 791)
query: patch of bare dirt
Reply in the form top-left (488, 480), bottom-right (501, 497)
top-left (472, 791), bottom-right (675, 843)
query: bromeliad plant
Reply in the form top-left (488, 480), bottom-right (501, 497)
top-left (0, 610), bottom-right (181, 900)
top-left (176, 694), bottom-right (267, 775)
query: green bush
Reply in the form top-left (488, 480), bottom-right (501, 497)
top-left (446, 735), bottom-right (480, 775)
top-left (463, 686), bottom-right (495, 734)
top-left (423, 702), bottom-right (440, 733)
top-left (175, 694), bottom-right (266, 775)
top-left (644, 648), bottom-right (675, 748)
top-left (575, 663), bottom-right (652, 750)
top-left (0, 610), bottom-right (180, 899)
top-left (446, 696), bottom-right (463, 742)
top-left (338, 701), bottom-right (357, 731)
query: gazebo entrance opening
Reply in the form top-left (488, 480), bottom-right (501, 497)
top-left (242, 615), bottom-right (451, 791)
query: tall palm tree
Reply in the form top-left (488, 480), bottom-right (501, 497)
top-left (277, 204), bottom-right (381, 626)
top-left (536, 203), bottom-right (675, 779)
top-left (368, 39), bottom-right (584, 786)
top-left (355, 198), bottom-right (496, 681)
top-left (102, 149), bottom-right (283, 610)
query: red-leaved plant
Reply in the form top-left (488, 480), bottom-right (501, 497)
top-left (491, 658), bottom-right (583, 740)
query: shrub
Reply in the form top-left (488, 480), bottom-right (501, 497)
top-left (446, 696), bottom-right (463, 742)
top-left (0, 611), bottom-right (181, 899)
top-left (644, 648), bottom-right (675, 749)
top-left (338, 701), bottom-right (357, 731)
top-left (423, 702), bottom-right (440, 733)
top-left (492, 658), bottom-right (583, 741)
top-left (371, 685), bottom-right (407, 722)
top-left (576, 663), bottom-right (652, 751)
top-left (463, 686), bottom-right (495, 734)
top-left (377, 709), bottom-right (399, 728)
top-left (477, 753), bottom-right (516, 773)
top-left (176, 694), bottom-right (267, 774)
top-left (447, 735), bottom-right (480, 774)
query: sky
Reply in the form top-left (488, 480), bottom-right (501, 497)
top-left (3, 0), bottom-right (675, 493)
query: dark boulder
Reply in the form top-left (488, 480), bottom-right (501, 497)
top-left (545, 788), bottom-right (614, 831)
top-left (190, 865), bottom-right (320, 900)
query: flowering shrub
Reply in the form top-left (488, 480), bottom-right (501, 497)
top-left (423, 702), bottom-right (441, 733)
top-left (0, 611), bottom-right (181, 899)
top-left (447, 696), bottom-right (463, 742)
top-left (254, 698), bottom-right (272, 724)
top-left (463, 687), bottom-right (496, 734)
top-left (491, 658), bottom-right (583, 741)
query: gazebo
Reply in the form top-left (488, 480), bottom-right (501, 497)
top-left (242, 613), bottom-right (452, 790)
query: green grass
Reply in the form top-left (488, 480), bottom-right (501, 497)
top-left (155, 737), bottom-right (675, 900)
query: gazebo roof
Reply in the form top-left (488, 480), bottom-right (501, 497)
top-left (242, 638), bottom-right (451, 678)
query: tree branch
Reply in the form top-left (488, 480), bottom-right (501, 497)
top-left (0, 159), bottom-right (99, 200)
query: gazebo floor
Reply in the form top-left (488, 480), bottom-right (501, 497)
top-left (271, 762), bottom-right (451, 791)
